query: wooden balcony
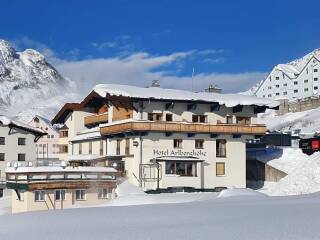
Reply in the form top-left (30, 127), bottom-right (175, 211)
top-left (84, 113), bottom-right (108, 126)
top-left (100, 121), bottom-right (267, 136)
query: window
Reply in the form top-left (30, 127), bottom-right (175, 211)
top-left (116, 139), bottom-right (121, 155)
top-left (236, 117), bottom-right (251, 125)
top-left (283, 83), bottom-right (287, 87)
top-left (226, 116), bottom-right (233, 124)
top-left (314, 86), bottom-right (318, 90)
top-left (173, 139), bottom-right (182, 149)
top-left (75, 190), bottom-right (85, 200)
top-left (0, 189), bottom-right (3, 198)
top-left (314, 68), bottom-right (318, 72)
top-left (294, 81), bottom-right (298, 85)
top-left (268, 86), bottom-right (272, 90)
top-left (98, 188), bottom-right (110, 199)
top-left (192, 115), bottom-right (207, 123)
top-left (79, 143), bottom-right (82, 155)
top-left (125, 138), bottom-right (130, 155)
top-left (0, 137), bottom-right (5, 145)
top-left (51, 135), bottom-right (54, 138)
top-left (216, 139), bottom-right (226, 158)
top-left (88, 142), bottom-right (92, 154)
top-left (314, 78), bottom-right (318, 81)
top-left (165, 114), bottom-right (173, 122)
top-left (18, 138), bottom-right (26, 146)
top-left (283, 92), bottom-right (287, 95)
top-left (304, 79), bottom-right (308, 83)
top-left (275, 76), bottom-right (279, 80)
top-left (60, 130), bottom-right (68, 137)
top-left (47, 135), bottom-right (50, 139)
top-left (18, 154), bottom-right (25, 161)
top-left (100, 140), bottom-right (103, 156)
top-left (216, 162), bottom-right (225, 176)
top-left (34, 190), bottom-right (45, 202)
top-left (148, 113), bottom-right (162, 121)
top-left (0, 153), bottom-right (4, 161)
top-left (60, 145), bottom-right (68, 153)
top-left (195, 139), bottom-right (204, 149)
top-left (268, 94), bottom-right (272, 97)
top-left (304, 88), bottom-right (309, 92)
top-left (165, 161), bottom-right (197, 176)
top-left (55, 190), bottom-right (66, 201)
top-left (294, 89), bottom-right (298, 93)
top-left (275, 84), bottom-right (279, 88)
top-left (276, 93), bottom-right (280, 96)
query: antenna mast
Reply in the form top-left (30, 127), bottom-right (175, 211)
top-left (191, 67), bottom-right (195, 92)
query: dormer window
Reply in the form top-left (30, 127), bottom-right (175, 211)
top-left (192, 115), bottom-right (207, 123)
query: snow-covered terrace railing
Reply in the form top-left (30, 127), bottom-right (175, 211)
top-left (100, 120), bottom-right (267, 136)
top-left (5, 163), bottom-right (117, 191)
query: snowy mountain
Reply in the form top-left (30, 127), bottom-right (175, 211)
top-left (0, 39), bottom-right (79, 122)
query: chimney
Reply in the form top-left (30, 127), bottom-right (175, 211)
top-left (151, 80), bottom-right (160, 87)
top-left (205, 84), bottom-right (222, 94)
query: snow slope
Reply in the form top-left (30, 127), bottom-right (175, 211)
top-left (257, 108), bottom-right (320, 134)
top-left (1, 193), bottom-right (320, 240)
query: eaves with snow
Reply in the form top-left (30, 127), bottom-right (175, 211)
top-left (93, 84), bottom-right (279, 108)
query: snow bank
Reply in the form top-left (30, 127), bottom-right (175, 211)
top-left (93, 84), bottom-right (279, 108)
top-left (101, 180), bottom-right (215, 207)
top-left (260, 151), bottom-right (320, 196)
top-left (217, 188), bottom-right (267, 198)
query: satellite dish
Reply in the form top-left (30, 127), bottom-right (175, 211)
top-left (61, 161), bottom-right (67, 169)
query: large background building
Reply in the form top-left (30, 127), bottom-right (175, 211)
top-left (52, 84), bottom-right (278, 191)
top-left (255, 49), bottom-right (320, 101)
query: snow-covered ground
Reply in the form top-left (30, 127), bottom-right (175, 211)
top-left (258, 108), bottom-right (320, 134)
top-left (1, 189), bottom-right (320, 239)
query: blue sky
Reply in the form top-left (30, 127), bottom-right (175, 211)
top-left (1, 0), bottom-right (320, 93)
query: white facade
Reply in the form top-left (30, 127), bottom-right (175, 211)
top-left (255, 49), bottom-right (320, 101)
top-left (28, 116), bottom-right (59, 160)
top-left (53, 84), bottom-right (278, 191)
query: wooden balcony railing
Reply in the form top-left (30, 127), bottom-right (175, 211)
top-left (6, 171), bottom-right (116, 191)
top-left (100, 121), bottom-right (267, 136)
top-left (84, 113), bottom-right (108, 126)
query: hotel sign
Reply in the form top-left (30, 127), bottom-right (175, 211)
top-left (153, 149), bottom-right (207, 157)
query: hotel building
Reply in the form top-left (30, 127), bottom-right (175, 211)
top-left (255, 49), bottom-right (320, 101)
top-left (52, 84), bottom-right (279, 191)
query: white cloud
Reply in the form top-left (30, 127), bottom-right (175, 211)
top-left (12, 37), bottom-right (265, 95)
top-left (55, 51), bottom-right (266, 95)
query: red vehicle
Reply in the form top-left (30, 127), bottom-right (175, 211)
top-left (299, 137), bottom-right (320, 155)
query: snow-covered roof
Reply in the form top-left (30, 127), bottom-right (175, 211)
top-left (32, 115), bottom-right (59, 133)
top-left (69, 127), bottom-right (101, 142)
top-left (65, 154), bottom-right (100, 161)
top-left (0, 115), bottom-right (47, 135)
top-left (5, 166), bottom-right (117, 173)
top-left (93, 84), bottom-right (279, 108)
top-left (274, 49), bottom-right (320, 79)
